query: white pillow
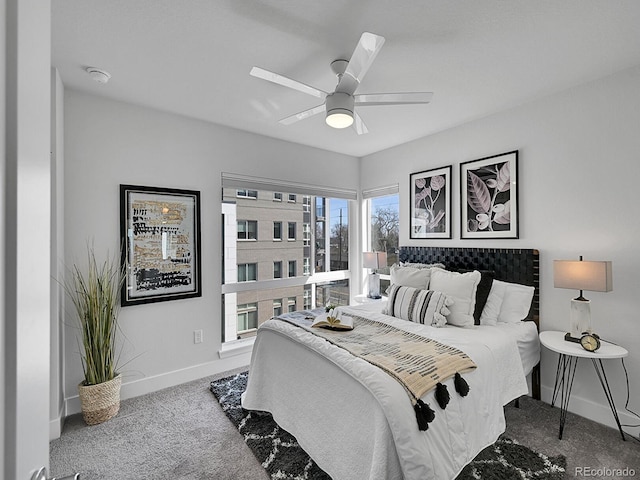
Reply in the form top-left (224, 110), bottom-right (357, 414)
top-left (390, 265), bottom-right (432, 289)
top-left (497, 280), bottom-right (535, 324)
top-left (429, 268), bottom-right (481, 327)
top-left (479, 281), bottom-right (506, 326)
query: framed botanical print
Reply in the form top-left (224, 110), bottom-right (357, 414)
top-left (460, 150), bottom-right (518, 239)
top-left (410, 165), bottom-right (452, 239)
top-left (120, 184), bottom-right (202, 306)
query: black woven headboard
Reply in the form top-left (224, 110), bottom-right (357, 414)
top-left (399, 246), bottom-right (539, 324)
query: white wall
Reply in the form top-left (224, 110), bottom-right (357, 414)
top-left (63, 91), bottom-right (359, 414)
top-left (3, 0), bottom-right (52, 477)
top-left (362, 65), bottom-right (640, 435)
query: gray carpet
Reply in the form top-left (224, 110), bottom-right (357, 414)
top-left (50, 367), bottom-right (640, 480)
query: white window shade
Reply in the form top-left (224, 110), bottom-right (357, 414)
top-left (362, 184), bottom-right (399, 199)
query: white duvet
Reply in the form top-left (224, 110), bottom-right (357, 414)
top-left (241, 304), bottom-right (529, 480)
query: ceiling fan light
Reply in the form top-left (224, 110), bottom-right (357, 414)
top-left (325, 92), bottom-right (354, 129)
top-left (326, 111), bottom-right (354, 128)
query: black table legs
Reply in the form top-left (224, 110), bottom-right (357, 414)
top-left (551, 354), bottom-right (626, 441)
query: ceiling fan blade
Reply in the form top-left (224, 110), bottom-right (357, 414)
top-left (250, 67), bottom-right (326, 99)
top-left (336, 32), bottom-right (385, 95)
top-left (353, 112), bottom-right (369, 135)
top-left (279, 104), bottom-right (326, 125)
top-left (355, 92), bottom-right (433, 106)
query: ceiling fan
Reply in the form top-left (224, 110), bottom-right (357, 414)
top-left (250, 32), bottom-right (433, 135)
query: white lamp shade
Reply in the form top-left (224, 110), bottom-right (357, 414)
top-left (553, 260), bottom-right (612, 293)
top-left (363, 251), bottom-right (387, 269)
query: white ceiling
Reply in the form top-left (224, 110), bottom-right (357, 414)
top-left (52, 0), bottom-right (640, 157)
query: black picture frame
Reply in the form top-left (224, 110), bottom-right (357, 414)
top-left (120, 184), bottom-right (202, 306)
top-left (460, 150), bottom-right (519, 239)
top-left (409, 165), bottom-right (452, 239)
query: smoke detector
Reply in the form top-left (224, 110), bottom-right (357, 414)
top-left (85, 67), bottom-right (111, 84)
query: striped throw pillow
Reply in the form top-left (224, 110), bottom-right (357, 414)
top-left (385, 284), bottom-right (452, 327)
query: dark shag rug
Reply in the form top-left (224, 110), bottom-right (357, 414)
top-left (210, 372), bottom-right (566, 480)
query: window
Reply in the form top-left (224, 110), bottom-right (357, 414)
top-left (238, 263), bottom-right (257, 282)
top-left (237, 303), bottom-right (258, 332)
top-left (303, 258), bottom-right (310, 276)
top-left (273, 221), bottom-right (282, 240)
top-left (237, 189), bottom-right (257, 199)
top-left (222, 174), bottom-right (356, 343)
top-left (287, 297), bottom-right (297, 313)
top-left (288, 194), bottom-right (296, 203)
top-left (365, 189), bottom-right (399, 295)
top-left (273, 299), bottom-right (283, 317)
top-left (237, 220), bottom-right (257, 240)
top-left (303, 223), bottom-right (311, 246)
top-left (274, 261), bottom-right (282, 279)
top-left (303, 288), bottom-right (311, 310)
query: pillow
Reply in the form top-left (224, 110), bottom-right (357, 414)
top-left (479, 281), bottom-right (505, 326)
top-left (390, 265), bottom-right (433, 289)
top-left (458, 269), bottom-right (495, 325)
top-left (429, 268), bottom-right (481, 327)
top-left (497, 280), bottom-right (535, 324)
top-left (384, 284), bottom-right (452, 327)
top-left (480, 280), bottom-right (535, 325)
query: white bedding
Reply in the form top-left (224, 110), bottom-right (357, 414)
top-left (242, 303), bottom-right (531, 480)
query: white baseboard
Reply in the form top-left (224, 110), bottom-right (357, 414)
top-left (49, 402), bottom-right (65, 440)
top-left (540, 385), bottom-right (640, 438)
top-left (64, 352), bottom-right (252, 417)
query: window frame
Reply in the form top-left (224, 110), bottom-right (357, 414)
top-left (237, 219), bottom-right (257, 241)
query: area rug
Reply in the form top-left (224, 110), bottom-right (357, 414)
top-left (210, 372), bottom-right (566, 480)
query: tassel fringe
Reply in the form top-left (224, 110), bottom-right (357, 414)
top-left (435, 382), bottom-right (450, 409)
top-left (414, 399), bottom-right (435, 431)
top-left (454, 372), bottom-right (470, 397)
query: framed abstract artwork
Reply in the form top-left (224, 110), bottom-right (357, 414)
top-left (410, 165), bottom-right (452, 239)
top-left (460, 150), bottom-right (519, 239)
top-left (120, 184), bottom-right (202, 306)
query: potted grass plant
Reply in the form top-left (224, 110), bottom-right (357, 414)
top-left (65, 247), bottom-right (125, 425)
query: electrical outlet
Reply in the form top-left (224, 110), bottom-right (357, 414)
top-left (194, 329), bottom-right (203, 344)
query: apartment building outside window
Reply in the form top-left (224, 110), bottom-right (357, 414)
top-left (237, 220), bottom-right (257, 240)
top-left (288, 194), bottom-right (296, 203)
top-left (237, 189), bottom-right (257, 199)
top-left (273, 299), bottom-right (283, 317)
top-left (273, 192), bottom-right (282, 201)
top-left (288, 297), bottom-right (296, 312)
top-left (221, 174), bottom-right (355, 342)
top-left (274, 261), bottom-right (282, 279)
top-left (237, 263), bottom-right (257, 282)
top-left (273, 221), bottom-right (282, 240)
top-left (288, 222), bottom-right (296, 240)
top-left (237, 303), bottom-right (258, 332)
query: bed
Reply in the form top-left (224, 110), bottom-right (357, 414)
top-left (241, 247), bottom-right (540, 480)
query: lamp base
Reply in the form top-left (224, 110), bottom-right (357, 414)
top-left (368, 273), bottom-right (380, 299)
top-left (569, 298), bottom-right (591, 338)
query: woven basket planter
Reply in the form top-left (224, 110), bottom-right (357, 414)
top-left (78, 374), bottom-right (122, 425)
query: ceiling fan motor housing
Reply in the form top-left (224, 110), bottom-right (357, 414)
top-left (325, 92), bottom-right (354, 126)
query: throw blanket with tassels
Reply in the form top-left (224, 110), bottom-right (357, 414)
top-left (276, 313), bottom-right (477, 431)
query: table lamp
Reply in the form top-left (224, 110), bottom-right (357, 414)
top-left (363, 251), bottom-right (387, 299)
top-left (553, 256), bottom-right (612, 341)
